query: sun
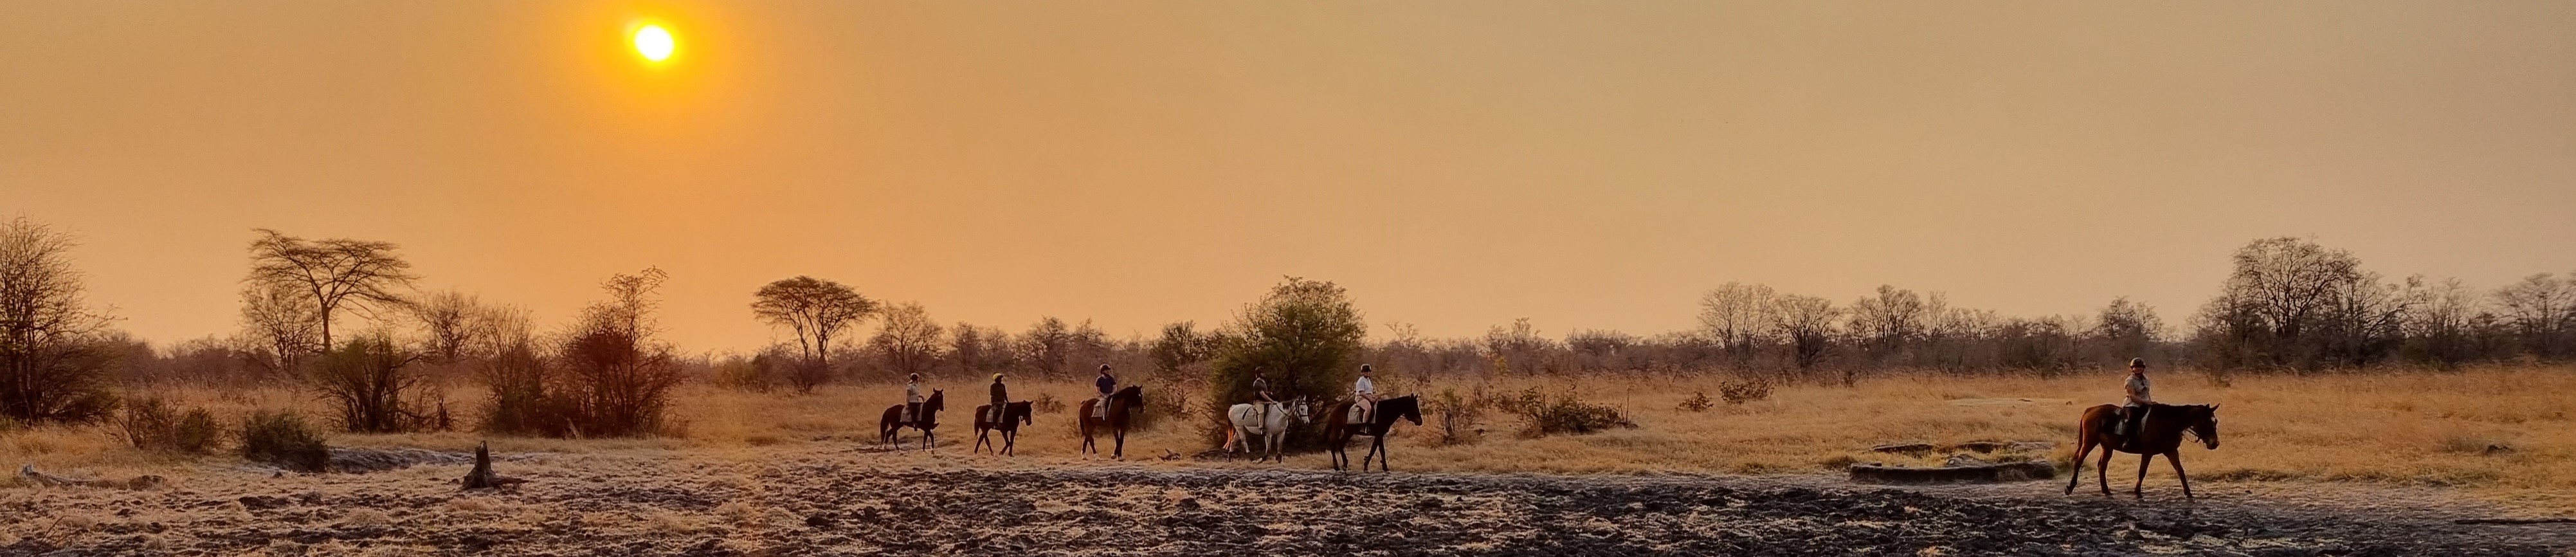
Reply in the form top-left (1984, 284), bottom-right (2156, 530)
top-left (633, 24), bottom-right (676, 62)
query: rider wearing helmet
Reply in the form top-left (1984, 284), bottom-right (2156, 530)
top-left (2116, 358), bottom-right (2154, 444)
top-left (1093, 364), bottom-right (1117, 419)
top-left (1352, 364), bottom-right (1378, 424)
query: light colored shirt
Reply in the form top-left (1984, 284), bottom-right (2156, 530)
top-left (906, 382), bottom-right (923, 404)
top-left (1354, 376), bottom-right (1375, 396)
top-left (2125, 374), bottom-right (2152, 406)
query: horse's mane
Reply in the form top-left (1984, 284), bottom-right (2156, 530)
top-left (1114, 385), bottom-right (1142, 397)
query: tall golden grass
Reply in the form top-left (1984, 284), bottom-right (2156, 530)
top-left (7, 367), bottom-right (2571, 509)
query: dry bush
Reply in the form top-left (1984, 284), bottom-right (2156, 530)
top-left (1678, 391), bottom-right (1715, 412)
top-left (1718, 376), bottom-right (1774, 405)
top-left (240, 410), bottom-right (328, 472)
top-left (1496, 387), bottom-right (1634, 436)
top-left (309, 336), bottom-right (431, 434)
top-left (1029, 393), bottom-right (1065, 414)
top-left (117, 396), bottom-right (222, 454)
top-left (1428, 387), bottom-right (1489, 446)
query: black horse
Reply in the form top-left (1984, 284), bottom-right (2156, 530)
top-left (877, 390), bottom-right (943, 451)
top-left (1323, 394), bottom-right (1422, 471)
top-left (973, 401), bottom-right (1035, 455)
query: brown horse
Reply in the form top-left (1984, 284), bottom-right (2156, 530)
top-left (2066, 403), bottom-right (2220, 498)
top-left (877, 389), bottom-right (944, 451)
top-left (972, 401), bottom-right (1034, 455)
top-left (1323, 394), bottom-right (1422, 471)
top-left (1078, 385), bottom-right (1144, 459)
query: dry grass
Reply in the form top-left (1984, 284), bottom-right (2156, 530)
top-left (6, 367), bottom-right (2573, 511)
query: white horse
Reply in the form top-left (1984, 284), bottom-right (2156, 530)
top-left (1224, 396), bottom-right (1312, 463)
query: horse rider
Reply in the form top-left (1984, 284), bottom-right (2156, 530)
top-left (988, 372), bottom-right (1010, 424)
top-left (903, 373), bottom-right (926, 424)
top-left (2115, 358), bottom-right (2154, 446)
top-left (1249, 367), bottom-right (1277, 425)
top-left (1093, 364), bottom-right (1117, 419)
top-left (1352, 364), bottom-right (1379, 425)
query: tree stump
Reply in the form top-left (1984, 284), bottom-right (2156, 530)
top-left (460, 441), bottom-right (526, 490)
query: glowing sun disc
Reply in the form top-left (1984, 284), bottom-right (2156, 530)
top-left (633, 25), bottom-right (675, 62)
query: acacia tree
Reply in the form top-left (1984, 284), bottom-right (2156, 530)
top-left (0, 217), bottom-right (117, 424)
top-left (750, 276), bottom-right (875, 392)
top-left (244, 229), bottom-right (417, 356)
top-left (866, 302), bottom-right (946, 378)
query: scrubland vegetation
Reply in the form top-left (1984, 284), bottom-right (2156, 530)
top-left (4, 217), bottom-right (2575, 511)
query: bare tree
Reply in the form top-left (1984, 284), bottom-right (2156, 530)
top-left (2200, 237), bottom-right (2363, 367)
top-left (1697, 282), bottom-right (1776, 360)
top-left (244, 229), bottom-right (417, 353)
top-left (1847, 285), bottom-right (1930, 364)
top-left (0, 217), bottom-right (117, 424)
top-left (2494, 273), bottom-right (2573, 358)
top-left (2091, 297), bottom-right (2165, 361)
top-left (1017, 316), bottom-right (1075, 377)
top-left (412, 289), bottom-right (485, 365)
top-left (1768, 293), bottom-right (1840, 372)
top-left (750, 276), bottom-right (876, 392)
top-left (866, 302), bottom-right (946, 378)
top-left (947, 322), bottom-right (1013, 376)
top-left (237, 281), bottom-right (322, 376)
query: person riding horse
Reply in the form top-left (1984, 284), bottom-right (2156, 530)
top-left (988, 373), bottom-right (1009, 425)
top-left (1093, 364), bottom-right (1116, 419)
top-left (1352, 364), bottom-right (1378, 423)
top-left (1249, 368), bottom-right (1276, 424)
top-left (2116, 358), bottom-right (2152, 448)
top-left (903, 373), bottom-right (926, 424)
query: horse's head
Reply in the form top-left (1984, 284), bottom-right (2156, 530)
top-left (1117, 385), bottom-right (1144, 402)
top-left (927, 389), bottom-right (945, 410)
top-left (2189, 404), bottom-right (2221, 450)
top-left (1291, 396), bottom-right (1312, 424)
top-left (1388, 394), bottom-right (1423, 426)
top-left (1011, 401), bottom-right (1034, 425)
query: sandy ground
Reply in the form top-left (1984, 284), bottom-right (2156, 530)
top-left (6, 443), bottom-right (2574, 557)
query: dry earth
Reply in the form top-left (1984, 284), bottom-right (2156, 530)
top-left (6, 444), bottom-right (2573, 556)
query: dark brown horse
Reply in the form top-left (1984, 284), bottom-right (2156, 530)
top-left (972, 401), bottom-right (1034, 455)
top-left (2066, 403), bottom-right (2220, 498)
top-left (1078, 385), bottom-right (1144, 459)
top-left (1323, 394), bottom-right (1421, 471)
top-left (877, 389), bottom-right (944, 451)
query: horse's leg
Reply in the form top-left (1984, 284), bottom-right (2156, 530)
top-left (2166, 451), bottom-right (2191, 499)
top-left (2132, 453), bottom-right (2154, 498)
top-left (2095, 449), bottom-right (2115, 496)
top-left (2065, 439), bottom-right (2093, 495)
top-left (1113, 428), bottom-right (1127, 460)
top-left (1374, 435), bottom-right (1390, 471)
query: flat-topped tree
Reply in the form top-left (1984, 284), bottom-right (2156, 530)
top-left (244, 229), bottom-right (417, 355)
top-left (752, 276), bottom-right (876, 393)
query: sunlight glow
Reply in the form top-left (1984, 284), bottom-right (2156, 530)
top-left (633, 24), bottom-right (675, 62)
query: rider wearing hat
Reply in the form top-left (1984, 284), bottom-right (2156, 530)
top-left (1249, 367), bottom-right (1277, 423)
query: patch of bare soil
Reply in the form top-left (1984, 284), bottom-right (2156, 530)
top-left (3, 446), bottom-right (2570, 556)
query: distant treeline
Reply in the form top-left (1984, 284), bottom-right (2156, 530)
top-left (8, 217), bottom-right (2573, 435)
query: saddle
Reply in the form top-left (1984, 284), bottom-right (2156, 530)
top-left (1345, 404), bottom-right (1369, 425)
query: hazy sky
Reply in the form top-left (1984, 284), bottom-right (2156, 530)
top-left (6, 1), bottom-right (2573, 353)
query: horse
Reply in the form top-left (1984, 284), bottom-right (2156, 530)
top-left (877, 389), bottom-right (944, 451)
top-left (1223, 396), bottom-right (1312, 463)
top-left (2065, 403), bottom-right (2220, 498)
top-left (972, 401), bottom-right (1035, 455)
top-left (1078, 385), bottom-right (1145, 459)
top-left (1323, 394), bottom-right (1422, 471)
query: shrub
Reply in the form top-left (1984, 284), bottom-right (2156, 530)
top-left (1201, 277), bottom-right (1368, 448)
top-left (240, 410), bottom-right (329, 472)
top-left (1029, 393), bottom-right (1064, 414)
top-left (1718, 376), bottom-right (1774, 405)
top-left (116, 397), bottom-right (222, 454)
top-left (1678, 391), bottom-right (1715, 412)
top-left (309, 336), bottom-right (430, 434)
top-left (1501, 388), bottom-right (1634, 436)
top-left (1427, 387), bottom-right (1488, 446)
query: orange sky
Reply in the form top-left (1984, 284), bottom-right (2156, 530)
top-left (6, 1), bottom-right (2573, 353)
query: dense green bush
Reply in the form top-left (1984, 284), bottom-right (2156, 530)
top-left (1498, 388), bottom-right (1633, 436)
top-left (1202, 277), bottom-right (1368, 448)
